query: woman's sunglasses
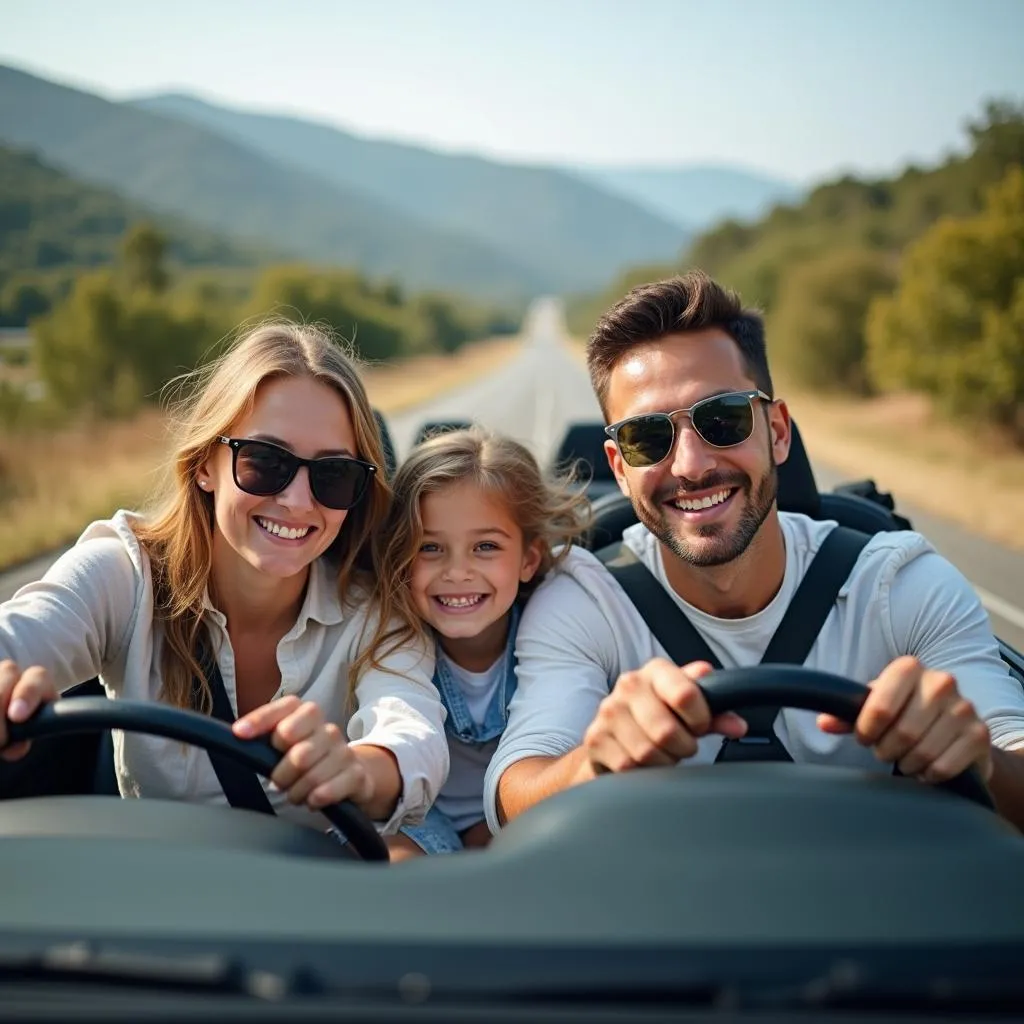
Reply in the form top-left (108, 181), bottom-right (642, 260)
top-left (216, 437), bottom-right (376, 510)
top-left (605, 390), bottom-right (772, 468)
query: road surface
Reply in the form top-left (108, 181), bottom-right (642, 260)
top-left (3, 298), bottom-right (1023, 652)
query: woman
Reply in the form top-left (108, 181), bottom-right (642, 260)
top-left (0, 320), bottom-right (448, 834)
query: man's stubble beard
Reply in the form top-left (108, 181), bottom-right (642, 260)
top-left (633, 458), bottom-right (779, 569)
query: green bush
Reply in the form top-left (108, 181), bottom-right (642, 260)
top-left (866, 166), bottom-right (1024, 442)
top-left (770, 247), bottom-right (896, 393)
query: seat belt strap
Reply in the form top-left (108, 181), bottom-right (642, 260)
top-left (596, 526), bottom-right (869, 763)
top-left (195, 636), bottom-right (276, 816)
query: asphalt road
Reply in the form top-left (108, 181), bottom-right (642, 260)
top-left (3, 297), bottom-right (1023, 652)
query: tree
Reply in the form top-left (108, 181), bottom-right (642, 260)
top-left (965, 99), bottom-right (1024, 178)
top-left (770, 248), bottom-right (896, 393)
top-left (33, 271), bottom-right (126, 414)
top-left (120, 222), bottom-right (169, 294)
top-left (866, 166), bottom-right (1024, 442)
top-left (415, 294), bottom-right (469, 354)
top-left (246, 266), bottom-right (409, 362)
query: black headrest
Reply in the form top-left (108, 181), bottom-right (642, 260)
top-left (552, 422), bottom-right (616, 482)
top-left (372, 408), bottom-right (398, 479)
top-left (585, 491), bottom-right (638, 551)
top-left (412, 420), bottom-right (474, 447)
top-left (776, 420), bottom-right (821, 518)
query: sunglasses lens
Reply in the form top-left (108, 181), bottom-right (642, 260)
top-left (692, 394), bottom-right (754, 447)
top-left (234, 441), bottom-right (294, 495)
top-left (616, 415), bottom-right (675, 467)
top-left (310, 460), bottom-right (372, 510)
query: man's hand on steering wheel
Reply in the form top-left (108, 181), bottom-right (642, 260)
top-left (0, 659), bottom-right (59, 762)
top-left (818, 654), bottom-right (993, 784)
top-left (582, 658), bottom-right (748, 774)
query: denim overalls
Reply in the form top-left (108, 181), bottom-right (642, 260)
top-left (400, 605), bottom-right (520, 853)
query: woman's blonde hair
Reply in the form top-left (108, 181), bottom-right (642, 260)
top-left (357, 426), bottom-right (593, 676)
top-left (135, 319), bottom-right (392, 713)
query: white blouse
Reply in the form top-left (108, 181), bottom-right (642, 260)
top-left (0, 511), bottom-right (448, 833)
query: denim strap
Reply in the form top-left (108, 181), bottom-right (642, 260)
top-left (433, 604), bottom-right (520, 745)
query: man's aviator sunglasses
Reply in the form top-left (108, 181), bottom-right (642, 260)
top-left (217, 437), bottom-right (376, 510)
top-left (605, 389), bottom-right (773, 468)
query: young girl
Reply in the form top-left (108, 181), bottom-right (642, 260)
top-left (0, 319), bottom-right (447, 837)
top-left (366, 427), bottom-right (591, 859)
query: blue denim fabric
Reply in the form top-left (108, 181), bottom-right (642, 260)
top-left (431, 603), bottom-right (520, 746)
top-left (399, 804), bottom-right (465, 854)
top-left (399, 606), bottom-right (521, 855)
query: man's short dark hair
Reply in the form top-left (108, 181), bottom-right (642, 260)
top-left (586, 269), bottom-right (773, 417)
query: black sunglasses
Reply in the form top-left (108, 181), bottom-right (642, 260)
top-left (217, 437), bottom-right (376, 511)
top-left (605, 390), bottom-right (772, 468)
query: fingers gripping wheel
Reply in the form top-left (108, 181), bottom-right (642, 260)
top-left (2, 698), bottom-right (389, 861)
top-left (698, 667), bottom-right (995, 811)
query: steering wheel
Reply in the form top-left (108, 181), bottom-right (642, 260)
top-left (698, 666), bottom-right (995, 811)
top-left (2, 697), bottom-right (390, 861)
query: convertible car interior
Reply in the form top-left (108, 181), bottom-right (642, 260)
top-left (0, 409), bottom-right (1023, 1020)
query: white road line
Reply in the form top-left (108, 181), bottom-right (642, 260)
top-left (975, 586), bottom-right (1024, 633)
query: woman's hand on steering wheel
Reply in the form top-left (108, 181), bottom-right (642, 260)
top-left (233, 696), bottom-right (374, 813)
top-left (0, 660), bottom-right (59, 762)
top-left (817, 654), bottom-right (994, 785)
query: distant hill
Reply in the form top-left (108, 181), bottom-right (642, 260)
top-left (573, 165), bottom-right (802, 230)
top-left (0, 144), bottom-right (261, 280)
top-left (0, 64), bottom-right (549, 301)
top-left (129, 92), bottom-right (691, 294)
top-left (567, 99), bottom-right (1024, 344)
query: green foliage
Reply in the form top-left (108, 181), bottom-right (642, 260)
top-left (32, 269), bottom-right (232, 419)
top-left (0, 380), bottom-right (31, 432)
top-left (770, 248), bottom-right (896, 394)
top-left (866, 166), bottom-right (1024, 441)
top-left (120, 223), bottom-right (169, 294)
top-left (245, 265), bottom-right (508, 363)
top-left (246, 266), bottom-right (414, 363)
top-left (413, 294), bottom-right (473, 355)
top-left (568, 98), bottom-right (1024, 447)
top-left (0, 144), bottom-right (263, 325)
top-left (23, 229), bottom-right (517, 423)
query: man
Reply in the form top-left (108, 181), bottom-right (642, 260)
top-left (483, 270), bottom-right (1024, 833)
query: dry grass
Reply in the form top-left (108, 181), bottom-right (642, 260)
top-left (779, 383), bottom-right (1024, 552)
top-left (359, 336), bottom-right (522, 412)
top-left (0, 336), bottom-right (522, 571)
top-left (565, 338), bottom-right (1024, 551)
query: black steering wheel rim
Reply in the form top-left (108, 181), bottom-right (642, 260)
top-left (2, 697), bottom-right (389, 861)
top-left (698, 666), bottom-right (995, 811)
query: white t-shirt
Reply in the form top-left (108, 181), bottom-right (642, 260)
top-left (483, 513), bottom-right (1024, 833)
top-left (434, 650), bottom-right (504, 832)
top-left (0, 510), bottom-right (449, 833)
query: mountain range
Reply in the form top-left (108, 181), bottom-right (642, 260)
top-left (0, 62), bottom-right (800, 300)
top-left (575, 165), bottom-right (802, 230)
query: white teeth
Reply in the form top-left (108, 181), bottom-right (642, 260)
top-left (673, 489), bottom-right (732, 512)
top-left (436, 595), bottom-right (484, 608)
top-left (257, 517), bottom-right (311, 540)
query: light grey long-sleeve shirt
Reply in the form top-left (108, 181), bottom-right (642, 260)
top-left (0, 510), bottom-right (449, 833)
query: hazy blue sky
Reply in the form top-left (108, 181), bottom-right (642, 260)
top-left (1, 0), bottom-right (1021, 183)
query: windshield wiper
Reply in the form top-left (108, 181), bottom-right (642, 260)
top-left (0, 941), bottom-right (296, 999)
